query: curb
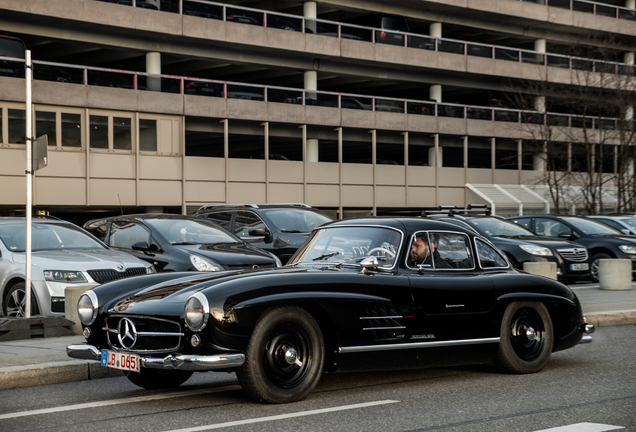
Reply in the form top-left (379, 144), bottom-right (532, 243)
top-left (0, 360), bottom-right (124, 391)
top-left (584, 310), bottom-right (636, 327)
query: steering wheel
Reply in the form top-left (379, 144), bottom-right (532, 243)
top-left (367, 247), bottom-right (396, 258)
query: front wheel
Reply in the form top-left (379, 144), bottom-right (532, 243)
top-left (494, 301), bottom-right (553, 374)
top-left (237, 306), bottom-right (324, 403)
top-left (3, 282), bottom-right (40, 317)
top-left (125, 369), bottom-right (193, 389)
top-left (589, 253), bottom-right (611, 283)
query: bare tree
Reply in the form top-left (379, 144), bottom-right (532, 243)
top-left (504, 32), bottom-right (636, 215)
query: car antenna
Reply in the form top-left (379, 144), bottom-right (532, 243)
top-left (117, 194), bottom-right (124, 215)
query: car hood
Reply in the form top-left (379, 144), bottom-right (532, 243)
top-left (173, 242), bottom-right (275, 265)
top-left (12, 248), bottom-right (149, 269)
top-left (492, 235), bottom-right (583, 248)
top-left (107, 267), bottom-right (310, 314)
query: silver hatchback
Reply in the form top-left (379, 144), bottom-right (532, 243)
top-left (0, 217), bottom-right (155, 317)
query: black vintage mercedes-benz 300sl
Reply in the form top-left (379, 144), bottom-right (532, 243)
top-left (67, 217), bottom-right (594, 403)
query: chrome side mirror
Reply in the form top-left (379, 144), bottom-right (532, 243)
top-left (360, 256), bottom-right (378, 273)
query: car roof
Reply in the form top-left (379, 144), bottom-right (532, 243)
top-left (324, 216), bottom-right (476, 235)
top-left (195, 203), bottom-right (319, 211)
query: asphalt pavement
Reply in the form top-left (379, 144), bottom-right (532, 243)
top-left (1, 283), bottom-right (635, 391)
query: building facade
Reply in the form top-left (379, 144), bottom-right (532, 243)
top-left (0, 0), bottom-right (635, 221)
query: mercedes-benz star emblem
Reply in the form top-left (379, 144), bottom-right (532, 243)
top-left (117, 318), bottom-right (138, 349)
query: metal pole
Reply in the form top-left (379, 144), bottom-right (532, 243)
top-left (25, 50), bottom-right (33, 318)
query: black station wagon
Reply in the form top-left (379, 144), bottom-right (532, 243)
top-left (68, 217), bottom-right (594, 403)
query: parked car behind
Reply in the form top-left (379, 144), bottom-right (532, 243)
top-left (83, 214), bottom-right (282, 272)
top-left (587, 214), bottom-right (636, 236)
top-left (0, 217), bottom-right (155, 317)
top-left (507, 214), bottom-right (636, 282)
top-left (425, 206), bottom-right (590, 282)
top-left (0, 34), bottom-right (25, 78)
top-left (192, 203), bottom-right (335, 263)
top-left (68, 216), bottom-right (594, 403)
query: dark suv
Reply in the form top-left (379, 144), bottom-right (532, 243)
top-left (425, 206), bottom-right (590, 283)
top-left (507, 214), bottom-right (636, 283)
top-left (192, 203), bottom-right (335, 263)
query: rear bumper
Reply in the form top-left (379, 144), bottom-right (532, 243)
top-left (66, 343), bottom-right (245, 371)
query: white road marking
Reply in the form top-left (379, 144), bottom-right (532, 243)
top-left (534, 422), bottom-right (624, 431)
top-left (0, 385), bottom-right (242, 420)
top-left (162, 400), bottom-right (400, 432)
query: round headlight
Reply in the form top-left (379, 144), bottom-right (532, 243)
top-left (184, 293), bottom-right (209, 331)
top-left (78, 290), bottom-right (98, 326)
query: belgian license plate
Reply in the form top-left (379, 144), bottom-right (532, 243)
top-left (101, 349), bottom-right (140, 373)
top-left (570, 263), bottom-right (589, 271)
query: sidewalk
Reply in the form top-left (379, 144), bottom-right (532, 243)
top-left (1, 284), bottom-right (635, 391)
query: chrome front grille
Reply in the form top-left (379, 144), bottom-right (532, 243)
top-left (361, 307), bottom-right (405, 341)
top-left (88, 267), bottom-right (147, 284)
top-left (104, 316), bottom-right (183, 354)
top-left (557, 248), bottom-right (589, 262)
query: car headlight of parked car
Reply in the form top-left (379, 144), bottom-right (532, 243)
top-left (189, 254), bottom-right (224, 271)
top-left (77, 290), bottom-right (98, 326)
top-left (184, 292), bottom-right (209, 331)
top-left (519, 245), bottom-right (553, 256)
top-left (619, 245), bottom-right (636, 254)
top-left (44, 270), bottom-right (88, 283)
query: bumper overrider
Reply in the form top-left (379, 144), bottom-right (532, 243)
top-left (66, 344), bottom-right (245, 371)
top-left (579, 322), bottom-right (595, 344)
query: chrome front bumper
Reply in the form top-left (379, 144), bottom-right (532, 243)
top-left (579, 323), bottom-right (595, 344)
top-left (66, 344), bottom-right (245, 371)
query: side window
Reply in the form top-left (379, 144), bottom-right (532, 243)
top-left (204, 211), bottom-right (233, 231)
top-left (234, 211), bottom-right (267, 238)
top-left (475, 238), bottom-right (509, 269)
top-left (598, 219), bottom-right (622, 231)
top-left (535, 218), bottom-right (572, 238)
top-left (511, 218), bottom-right (532, 231)
top-left (110, 222), bottom-right (152, 249)
top-left (408, 231), bottom-right (474, 270)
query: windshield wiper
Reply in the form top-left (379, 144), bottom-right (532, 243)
top-left (172, 242), bottom-right (199, 245)
top-left (312, 251), bottom-right (340, 261)
top-left (281, 229), bottom-right (306, 233)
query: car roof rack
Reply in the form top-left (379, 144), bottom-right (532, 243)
top-left (197, 203), bottom-right (311, 211)
top-left (421, 204), bottom-right (491, 217)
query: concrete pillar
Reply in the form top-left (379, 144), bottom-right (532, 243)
top-left (523, 262), bottom-right (557, 280)
top-left (429, 85), bottom-right (442, 103)
top-left (304, 69), bottom-right (319, 162)
top-left (430, 23), bottom-right (442, 38)
top-left (534, 95), bottom-right (546, 112)
top-left (304, 2), bottom-right (317, 34)
top-left (146, 52), bottom-right (161, 92)
top-left (429, 146), bottom-right (441, 167)
top-left (534, 39), bottom-right (546, 53)
top-left (627, 0), bottom-right (635, 10)
top-left (65, 286), bottom-right (91, 335)
top-left (599, 259), bottom-right (633, 290)
top-left (533, 152), bottom-right (546, 171)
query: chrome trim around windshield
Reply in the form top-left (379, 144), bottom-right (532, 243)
top-left (339, 337), bottom-right (500, 353)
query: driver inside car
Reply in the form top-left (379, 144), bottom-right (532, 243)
top-left (410, 233), bottom-right (451, 269)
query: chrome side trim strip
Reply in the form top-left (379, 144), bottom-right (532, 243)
top-left (338, 337), bottom-right (500, 353)
top-left (362, 326), bottom-right (406, 331)
top-left (360, 316), bottom-right (402, 320)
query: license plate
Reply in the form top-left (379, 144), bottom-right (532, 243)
top-left (101, 349), bottom-right (140, 373)
top-left (570, 263), bottom-right (589, 271)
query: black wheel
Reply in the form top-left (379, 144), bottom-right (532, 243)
top-left (494, 301), bottom-right (553, 374)
top-left (3, 282), bottom-right (40, 317)
top-left (125, 368), bottom-right (193, 389)
top-left (236, 306), bottom-right (324, 403)
top-left (589, 253), bottom-right (611, 283)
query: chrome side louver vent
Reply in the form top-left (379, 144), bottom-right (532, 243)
top-left (361, 307), bottom-right (405, 341)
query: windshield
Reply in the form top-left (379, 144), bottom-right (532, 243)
top-left (618, 218), bottom-right (636, 229)
top-left (145, 218), bottom-right (240, 244)
top-left (263, 209), bottom-right (334, 233)
top-left (289, 226), bottom-right (402, 269)
top-left (0, 222), bottom-right (107, 252)
top-left (563, 217), bottom-right (622, 235)
top-left (466, 217), bottom-right (536, 237)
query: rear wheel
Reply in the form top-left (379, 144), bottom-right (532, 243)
top-left (3, 282), bottom-right (40, 317)
top-left (494, 301), bottom-right (553, 374)
top-left (237, 306), bottom-right (324, 403)
top-left (125, 369), bottom-right (193, 389)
